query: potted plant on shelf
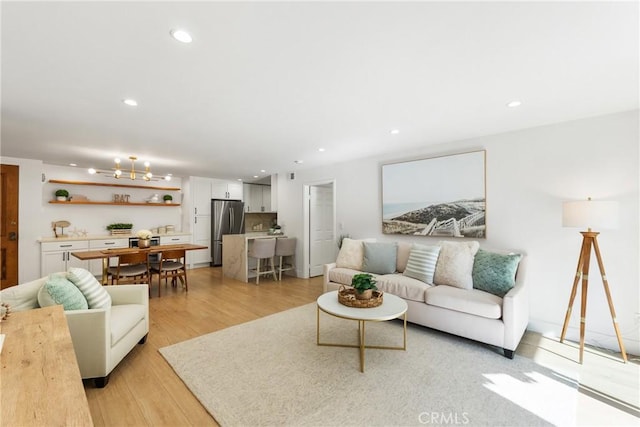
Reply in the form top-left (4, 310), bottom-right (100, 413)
top-left (55, 189), bottom-right (69, 201)
top-left (351, 273), bottom-right (378, 300)
top-left (106, 223), bottom-right (133, 235)
top-left (163, 194), bottom-right (173, 204)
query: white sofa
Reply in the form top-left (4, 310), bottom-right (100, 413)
top-left (323, 240), bottom-right (528, 358)
top-left (0, 275), bottom-right (149, 387)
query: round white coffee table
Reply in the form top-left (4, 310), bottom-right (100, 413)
top-left (316, 290), bottom-right (408, 372)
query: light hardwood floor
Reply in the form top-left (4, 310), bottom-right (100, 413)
top-left (84, 267), bottom-right (639, 426)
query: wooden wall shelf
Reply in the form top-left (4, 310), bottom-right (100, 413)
top-left (49, 201), bottom-right (180, 206)
top-left (48, 179), bottom-right (181, 191)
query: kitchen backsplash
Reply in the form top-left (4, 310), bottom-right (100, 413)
top-left (245, 212), bottom-right (277, 232)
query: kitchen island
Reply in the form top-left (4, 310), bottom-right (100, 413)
top-left (222, 233), bottom-right (287, 283)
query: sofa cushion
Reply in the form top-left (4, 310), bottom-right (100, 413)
top-left (377, 274), bottom-right (432, 302)
top-left (38, 274), bottom-right (89, 311)
top-left (111, 304), bottom-right (146, 346)
top-left (336, 238), bottom-right (373, 270)
top-left (328, 267), bottom-right (374, 286)
top-left (403, 244), bottom-right (441, 284)
top-left (67, 267), bottom-right (112, 309)
top-left (0, 277), bottom-right (47, 312)
top-left (426, 285), bottom-right (502, 319)
top-left (363, 242), bottom-right (397, 274)
top-left (472, 250), bottom-right (523, 297)
top-left (395, 242), bottom-right (412, 273)
top-left (433, 241), bottom-right (480, 289)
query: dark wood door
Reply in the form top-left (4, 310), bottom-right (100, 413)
top-left (1, 164), bottom-right (19, 289)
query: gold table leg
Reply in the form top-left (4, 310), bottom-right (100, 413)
top-left (317, 306), bottom-right (407, 373)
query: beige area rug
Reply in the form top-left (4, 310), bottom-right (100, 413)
top-left (160, 303), bottom-right (579, 426)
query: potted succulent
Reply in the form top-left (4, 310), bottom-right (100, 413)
top-left (351, 273), bottom-right (378, 300)
top-left (163, 194), bottom-right (173, 204)
top-left (55, 189), bottom-right (69, 201)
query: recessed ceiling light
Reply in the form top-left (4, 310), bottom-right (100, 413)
top-left (237, 178), bottom-right (242, 181)
top-left (253, 175), bottom-right (259, 178)
top-left (69, 163), bottom-right (77, 167)
top-left (294, 160), bottom-right (304, 164)
top-left (260, 169), bottom-right (266, 173)
top-left (123, 99), bottom-right (138, 107)
top-left (507, 100), bottom-right (522, 108)
top-left (318, 148), bottom-right (325, 152)
top-left (170, 29), bottom-right (192, 43)
top-left (390, 129), bottom-right (400, 135)
top-left (88, 168), bottom-right (96, 174)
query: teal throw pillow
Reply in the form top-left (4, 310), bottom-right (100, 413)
top-left (403, 244), bottom-right (441, 284)
top-left (362, 242), bottom-right (397, 275)
top-left (38, 274), bottom-right (89, 310)
top-left (472, 250), bottom-right (522, 297)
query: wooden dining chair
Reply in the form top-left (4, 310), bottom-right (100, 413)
top-left (150, 249), bottom-right (187, 297)
top-left (107, 251), bottom-right (151, 289)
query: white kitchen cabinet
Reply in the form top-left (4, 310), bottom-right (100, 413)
top-left (192, 177), bottom-right (212, 215)
top-left (88, 238), bottom-right (129, 276)
top-left (159, 234), bottom-right (190, 245)
top-left (246, 184), bottom-right (272, 212)
top-left (211, 179), bottom-right (243, 200)
top-left (41, 240), bottom-right (89, 276)
top-left (191, 216), bottom-right (211, 265)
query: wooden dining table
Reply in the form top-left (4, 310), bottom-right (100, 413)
top-left (71, 243), bottom-right (208, 284)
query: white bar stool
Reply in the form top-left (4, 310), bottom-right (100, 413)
top-left (275, 237), bottom-right (297, 280)
top-left (248, 238), bottom-right (277, 284)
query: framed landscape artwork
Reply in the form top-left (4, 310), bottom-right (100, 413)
top-left (382, 150), bottom-right (486, 238)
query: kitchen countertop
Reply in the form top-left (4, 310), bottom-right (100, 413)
top-left (39, 232), bottom-right (191, 243)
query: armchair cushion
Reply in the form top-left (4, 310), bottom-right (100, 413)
top-left (37, 274), bottom-right (88, 310)
top-left (110, 304), bottom-right (146, 346)
top-left (67, 267), bottom-right (112, 309)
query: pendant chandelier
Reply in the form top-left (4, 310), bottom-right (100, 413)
top-left (88, 156), bottom-right (172, 181)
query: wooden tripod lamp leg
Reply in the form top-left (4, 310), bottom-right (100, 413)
top-left (592, 237), bottom-right (628, 363)
top-left (560, 238), bottom-right (586, 343)
top-left (578, 237), bottom-right (593, 364)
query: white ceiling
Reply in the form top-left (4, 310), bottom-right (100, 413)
top-left (2, 1), bottom-right (638, 182)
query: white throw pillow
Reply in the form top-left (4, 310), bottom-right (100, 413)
top-left (403, 244), bottom-right (441, 284)
top-left (433, 241), bottom-right (480, 289)
top-left (335, 238), bottom-right (376, 270)
top-left (67, 267), bottom-right (112, 309)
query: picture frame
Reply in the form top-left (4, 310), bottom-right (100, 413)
top-left (381, 150), bottom-right (486, 238)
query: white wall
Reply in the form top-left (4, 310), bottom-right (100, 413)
top-left (277, 110), bottom-right (640, 355)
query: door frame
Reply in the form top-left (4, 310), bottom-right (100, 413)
top-left (302, 179), bottom-right (336, 279)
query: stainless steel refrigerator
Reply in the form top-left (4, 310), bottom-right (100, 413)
top-left (211, 199), bottom-right (245, 266)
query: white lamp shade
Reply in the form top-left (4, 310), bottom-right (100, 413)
top-left (562, 200), bottom-right (619, 230)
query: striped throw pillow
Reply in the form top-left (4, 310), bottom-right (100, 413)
top-left (403, 244), bottom-right (441, 284)
top-left (67, 267), bottom-right (112, 309)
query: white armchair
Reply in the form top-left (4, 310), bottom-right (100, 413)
top-left (0, 276), bottom-right (149, 388)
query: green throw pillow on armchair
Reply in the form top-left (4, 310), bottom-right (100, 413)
top-left (38, 274), bottom-right (89, 310)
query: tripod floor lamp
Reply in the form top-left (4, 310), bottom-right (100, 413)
top-left (560, 198), bottom-right (627, 364)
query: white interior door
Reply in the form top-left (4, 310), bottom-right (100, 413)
top-left (309, 184), bottom-right (335, 277)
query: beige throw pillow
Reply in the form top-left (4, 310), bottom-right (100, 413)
top-left (335, 238), bottom-right (375, 270)
top-left (433, 241), bottom-right (480, 289)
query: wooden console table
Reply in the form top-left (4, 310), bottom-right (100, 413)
top-left (0, 305), bottom-right (93, 426)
